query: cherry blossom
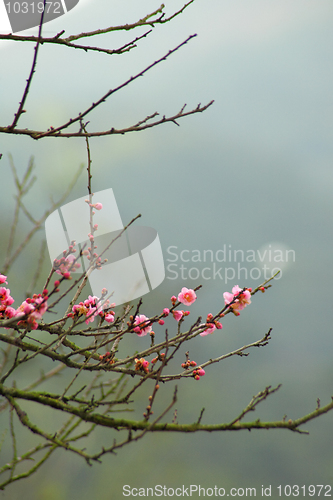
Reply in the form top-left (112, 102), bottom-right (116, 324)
top-left (223, 285), bottom-right (251, 314)
top-left (0, 287), bottom-right (14, 307)
top-left (134, 314), bottom-right (152, 337)
top-left (172, 310), bottom-right (184, 322)
top-left (54, 254), bottom-right (80, 277)
top-left (134, 357), bottom-right (150, 373)
top-left (178, 287), bottom-right (197, 306)
top-left (69, 295), bottom-right (103, 324)
top-left (15, 293), bottom-right (48, 330)
top-left (200, 323), bottom-right (216, 336)
top-left (104, 313), bottom-right (115, 323)
top-left (0, 274), bottom-right (8, 284)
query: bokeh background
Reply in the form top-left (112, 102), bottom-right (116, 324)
top-left (1, 0), bottom-right (333, 498)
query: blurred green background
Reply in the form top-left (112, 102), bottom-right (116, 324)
top-left (1, 0), bottom-right (333, 498)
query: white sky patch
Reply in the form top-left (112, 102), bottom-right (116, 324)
top-left (194, 0), bottom-right (333, 50)
top-left (257, 241), bottom-right (295, 274)
top-left (0, 2), bottom-right (12, 33)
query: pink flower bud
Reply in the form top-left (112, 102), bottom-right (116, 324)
top-left (172, 310), bottom-right (184, 322)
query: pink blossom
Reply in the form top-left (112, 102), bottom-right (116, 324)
top-left (72, 302), bottom-right (89, 316)
top-left (200, 323), bottom-right (216, 336)
top-left (178, 287), bottom-right (197, 306)
top-left (142, 359), bottom-right (149, 371)
top-left (19, 295), bottom-right (48, 320)
top-left (69, 295), bottom-right (102, 324)
top-left (4, 306), bottom-right (17, 318)
top-left (223, 285), bottom-right (251, 314)
top-left (20, 301), bottom-right (35, 316)
top-left (134, 314), bottom-right (152, 336)
top-left (223, 291), bottom-right (234, 305)
top-left (82, 296), bottom-right (102, 324)
top-left (93, 203), bottom-right (103, 210)
top-left (0, 274), bottom-right (8, 284)
top-left (172, 310), bottom-right (184, 322)
top-left (31, 295), bottom-right (48, 319)
top-left (104, 313), bottom-right (114, 323)
top-left (193, 367), bottom-right (205, 380)
top-left (54, 254), bottom-right (80, 276)
top-left (135, 357), bottom-right (150, 373)
top-left (86, 296), bottom-right (101, 312)
top-left (163, 308), bottom-right (170, 316)
top-left (15, 294), bottom-right (48, 330)
top-left (0, 287), bottom-right (15, 307)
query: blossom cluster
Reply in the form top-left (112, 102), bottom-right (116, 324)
top-left (133, 314), bottom-right (153, 337)
top-left (134, 357), bottom-right (150, 373)
top-left (181, 356), bottom-right (205, 380)
top-left (1, 193), bottom-right (254, 389)
top-left (99, 351), bottom-right (115, 365)
top-left (0, 273), bottom-right (48, 330)
top-left (2, 233), bottom-right (253, 383)
top-left (130, 284), bottom-right (252, 341)
top-left (223, 285), bottom-right (251, 316)
top-left (126, 284), bottom-right (252, 379)
top-left (193, 367), bottom-right (206, 381)
top-left (68, 295), bottom-right (115, 325)
top-left (200, 313), bottom-right (223, 336)
top-left (53, 244), bottom-right (80, 278)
